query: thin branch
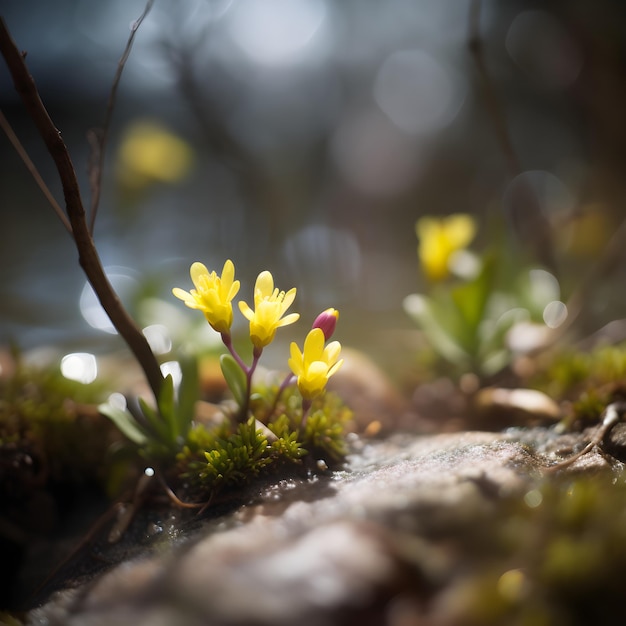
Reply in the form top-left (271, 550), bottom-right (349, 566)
top-left (546, 402), bottom-right (625, 472)
top-left (0, 108), bottom-right (72, 235)
top-left (157, 471), bottom-right (206, 509)
top-left (468, 0), bottom-right (556, 272)
top-left (161, 36), bottom-right (288, 249)
top-left (468, 0), bottom-right (520, 178)
top-left (537, 217), bottom-right (626, 349)
top-left (468, 1), bottom-right (626, 351)
top-left (88, 0), bottom-right (155, 234)
top-left (0, 17), bottom-right (164, 400)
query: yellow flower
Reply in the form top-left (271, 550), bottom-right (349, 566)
top-left (117, 120), bottom-right (193, 190)
top-left (288, 328), bottom-right (343, 400)
top-left (238, 271), bottom-right (300, 348)
top-left (172, 259), bottom-right (240, 334)
top-left (416, 214), bottom-right (476, 281)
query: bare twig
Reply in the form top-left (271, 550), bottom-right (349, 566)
top-left (546, 402), bottom-right (626, 472)
top-left (468, 1), bottom-right (520, 177)
top-left (161, 34), bottom-right (288, 249)
top-left (563, 219), bottom-right (626, 330)
top-left (157, 471), bottom-right (206, 509)
top-left (468, 0), bottom-right (626, 351)
top-left (0, 17), bottom-right (164, 400)
top-left (468, 0), bottom-right (556, 272)
top-left (0, 108), bottom-right (72, 235)
top-left (88, 0), bottom-right (155, 234)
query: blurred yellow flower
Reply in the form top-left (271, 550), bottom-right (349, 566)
top-left (416, 214), bottom-right (476, 281)
top-left (238, 271), bottom-right (299, 348)
top-left (173, 260), bottom-right (240, 334)
top-left (562, 204), bottom-right (612, 258)
top-left (288, 328), bottom-right (343, 400)
top-left (117, 120), bottom-right (193, 190)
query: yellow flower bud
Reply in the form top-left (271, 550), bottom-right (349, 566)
top-left (288, 328), bottom-right (343, 400)
top-left (238, 271), bottom-right (300, 348)
top-left (172, 259), bottom-right (240, 334)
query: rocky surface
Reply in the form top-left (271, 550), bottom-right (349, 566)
top-left (20, 425), bottom-right (626, 626)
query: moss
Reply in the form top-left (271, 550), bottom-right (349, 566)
top-left (0, 612), bottom-right (23, 625)
top-left (526, 343), bottom-right (626, 431)
top-left (533, 343), bottom-right (626, 401)
top-left (0, 349), bottom-right (351, 518)
top-left (175, 387), bottom-right (352, 501)
top-left (0, 355), bottom-right (117, 494)
top-left (448, 471), bottom-right (626, 625)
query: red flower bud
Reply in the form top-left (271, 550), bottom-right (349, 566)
top-left (312, 308), bottom-right (339, 340)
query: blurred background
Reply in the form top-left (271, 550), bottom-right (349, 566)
top-left (2, 0), bottom-right (626, 377)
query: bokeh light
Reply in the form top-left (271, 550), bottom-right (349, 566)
top-left (331, 109), bottom-right (420, 197)
top-left (228, 0), bottom-right (327, 65)
top-left (373, 49), bottom-right (465, 134)
top-left (506, 10), bottom-right (583, 89)
top-left (80, 269), bottom-right (139, 334)
top-left (61, 352), bottom-right (98, 384)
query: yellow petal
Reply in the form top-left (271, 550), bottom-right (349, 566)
top-left (443, 214), bottom-right (476, 249)
top-left (254, 271), bottom-right (275, 300)
top-left (328, 358), bottom-right (344, 377)
top-left (281, 287), bottom-right (297, 311)
top-left (323, 340), bottom-right (342, 366)
top-left (238, 300), bottom-right (254, 321)
top-left (190, 262), bottom-right (210, 287)
top-left (288, 342), bottom-right (304, 376)
top-left (276, 312), bottom-right (300, 328)
top-left (303, 328), bottom-right (325, 361)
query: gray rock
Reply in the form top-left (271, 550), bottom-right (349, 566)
top-left (26, 428), bottom-right (618, 626)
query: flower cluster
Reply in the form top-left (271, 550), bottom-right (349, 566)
top-left (407, 213), bottom-right (569, 378)
top-left (416, 214), bottom-right (476, 282)
top-left (173, 260), bottom-right (342, 423)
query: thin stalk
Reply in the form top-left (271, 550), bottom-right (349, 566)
top-left (241, 347), bottom-right (262, 422)
top-left (0, 108), bottom-right (72, 235)
top-left (268, 372), bottom-right (295, 418)
top-left (0, 18), bottom-right (164, 400)
top-left (300, 398), bottom-right (312, 429)
top-left (88, 0), bottom-right (155, 234)
top-left (221, 332), bottom-right (248, 371)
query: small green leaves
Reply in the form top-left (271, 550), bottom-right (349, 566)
top-left (175, 387), bottom-right (351, 500)
top-left (98, 402), bottom-right (147, 446)
top-left (100, 363), bottom-right (197, 460)
top-left (100, 259), bottom-right (350, 500)
top-left (200, 419), bottom-right (271, 486)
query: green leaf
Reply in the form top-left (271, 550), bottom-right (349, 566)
top-left (99, 402), bottom-right (148, 445)
top-left (138, 396), bottom-right (169, 442)
top-left (451, 256), bottom-right (495, 331)
top-left (450, 255), bottom-right (496, 355)
top-left (177, 356), bottom-right (198, 439)
top-left (158, 374), bottom-right (177, 441)
top-left (404, 293), bottom-right (468, 366)
top-left (220, 353), bottom-right (248, 408)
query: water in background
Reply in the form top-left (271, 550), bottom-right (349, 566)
top-left (1, 0), bottom-right (625, 373)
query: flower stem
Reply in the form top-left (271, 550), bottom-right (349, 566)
top-left (221, 332), bottom-right (248, 372)
top-left (300, 399), bottom-right (312, 429)
top-left (268, 373), bottom-right (295, 418)
top-left (221, 333), bottom-right (262, 423)
top-left (239, 347), bottom-right (262, 422)
top-left (0, 19), bottom-right (164, 401)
